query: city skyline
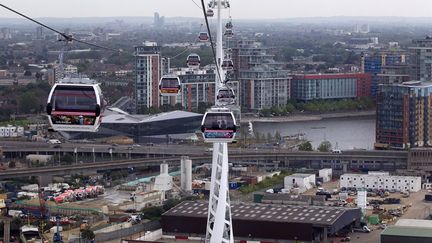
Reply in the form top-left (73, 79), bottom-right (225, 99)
top-left (2, 0), bottom-right (432, 19)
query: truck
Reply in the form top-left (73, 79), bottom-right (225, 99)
top-left (47, 139), bottom-right (61, 144)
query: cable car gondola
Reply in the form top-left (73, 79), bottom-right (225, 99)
top-left (187, 53), bottom-right (201, 68)
top-left (201, 108), bottom-right (237, 143)
top-left (46, 78), bottom-right (104, 132)
top-left (217, 86), bottom-right (236, 105)
top-left (206, 9), bottom-right (214, 17)
top-left (221, 59), bottom-right (234, 71)
top-left (159, 75), bottom-right (181, 96)
top-left (198, 32), bottom-right (209, 42)
top-left (224, 29), bottom-right (234, 38)
top-left (225, 21), bottom-right (233, 29)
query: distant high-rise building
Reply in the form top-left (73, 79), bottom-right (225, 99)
top-left (172, 68), bottom-right (239, 112)
top-left (135, 42), bottom-right (162, 112)
top-left (362, 52), bottom-right (407, 97)
top-left (376, 81), bottom-right (432, 149)
top-left (378, 64), bottom-right (410, 85)
top-left (153, 12), bottom-right (164, 28)
top-left (228, 38), bottom-right (291, 111)
top-left (409, 37), bottom-right (432, 82)
top-left (0, 27), bottom-right (11, 40)
top-left (36, 26), bottom-right (43, 40)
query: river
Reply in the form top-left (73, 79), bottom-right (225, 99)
top-left (253, 116), bottom-right (375, 150)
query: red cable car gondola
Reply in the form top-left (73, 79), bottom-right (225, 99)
top-left (159, 75), bottom-right (181, 96)
top-left (221, 59), bottom-right (234, 71)
top-left (198, 32), bottom-right (209, 42)
top-left (187, 53), bottom-right (201, 68)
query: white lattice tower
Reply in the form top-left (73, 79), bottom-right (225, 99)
top-left (205, 0), bottom-right (234, 242)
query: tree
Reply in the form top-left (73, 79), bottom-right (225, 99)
top-left (318, 140), bottom-right (332, 152)
top-left (285, 103), bottom-right (295, 113)
top-left (81, 229), bottom-right (95, 241)
top-left (298, 141), bottom-right (313, 151)
top-left (8, 161), bottom-right (16, 168)
top-left (266, 132), bottom-right (273, 142)
top-left (275, 131), bottom-right (282, 141)
top-left (61, 154), bottom-right (74, 165)
top-left (19, 92), bottom-right (40, 113)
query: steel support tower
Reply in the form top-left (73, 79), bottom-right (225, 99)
top-left (205, 0), bottom-right (234, 242)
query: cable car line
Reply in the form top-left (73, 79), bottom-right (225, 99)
top-left (0, 3), bottom-right (121, 53)
top-left (200, 0), bottom-right (222, 85)
top-left (190, 0), bottom-right (202, 10)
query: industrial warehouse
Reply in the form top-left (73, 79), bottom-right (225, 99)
top-left (162, 201), bottom-right (361, 242)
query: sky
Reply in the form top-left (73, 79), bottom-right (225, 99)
top-left (1, 0), bottom-right (432, 19)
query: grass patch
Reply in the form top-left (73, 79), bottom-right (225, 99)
top-left (239, 170), bottom-right (292, 194)
top-left (0, 119), bottom-right (31, 127)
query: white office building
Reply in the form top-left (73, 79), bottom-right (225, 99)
top-left (284, 173), bottom-right (316, 193)
top-left (340, 173), bottom-right (421, 192)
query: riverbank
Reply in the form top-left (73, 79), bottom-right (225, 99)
top-left (241, 110), bottom-right (375, 124)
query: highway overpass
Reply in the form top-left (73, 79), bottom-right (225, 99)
top-left (0, 149), bottom-right (408, 185)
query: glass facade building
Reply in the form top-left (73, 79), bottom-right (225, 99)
top-left (362, 52), bottom-right (406, 97)
top-left (291, 73), bottom-right (372, 101)
top-left (376, 81), bottom-right (432, 149)
top-left (410, 37), bottom-right (432, 82)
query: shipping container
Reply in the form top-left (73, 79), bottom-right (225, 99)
top-left (425, 194), bottom-right (432, 201)
top-left (253, 193), bottom-right (264, 203)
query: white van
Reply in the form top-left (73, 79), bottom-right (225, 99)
top-left (332, 149), bottom-right (342, 154)
top-left (47, 139), bottom-right (62, 144)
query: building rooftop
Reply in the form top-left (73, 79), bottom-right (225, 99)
top-left (102, 108), bottom-right (202, 124)
top-left (395, 219), bottom-right (432, 228)
top-left (341, 173), bottom-right (420, 179)
top-left (261, 193), bottom-right (325, 203)
top-left (288, 173), bottom-right (314, 178)
top-left (398, 81), bottom-right (432, 88)
top-left (382, 226), bottom-right (432, 238)
top-left (164, 201), bottom-right (359, 226)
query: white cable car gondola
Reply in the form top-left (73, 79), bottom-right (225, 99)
top-left (225, 21), bottom-right (233, 29)
top-left (159, 75), bottom-right (181, 96)
top-left (224, 29), bottom-right (234, 38)
top-left (46, 78), bottom-right (104, 132)
top-left (217, 86), bottom-right (236, 105)
top-left (201, 107), bottom-right (237, 143)
top-left (198, 32), bottom-right (209, 42)
top-left (221, 59), bottom-right (234, 71)
top-left (187, 53), bottom-right (201, 68)
top-left (206, 9), bottom-right (214, 17)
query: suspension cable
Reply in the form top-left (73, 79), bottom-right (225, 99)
top-left (0, 3), bottom-right (122, 53)
top-left (200, 0), bottom-right (223, 86)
